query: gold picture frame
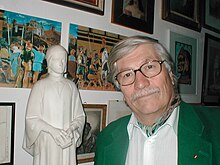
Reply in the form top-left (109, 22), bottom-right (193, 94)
top-left (77, 104), bottom-right (107, 163)
top-left (43, 0), bottom-right (105, 15)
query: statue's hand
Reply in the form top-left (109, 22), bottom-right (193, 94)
top-left (66, 128), bottom-right (74, 139)
top-left (48, 127), bottom-right (71, 148)
top-left (58, 130), bottom-right (73, 149)
top-left (66, 124), bottom-right (79, 139)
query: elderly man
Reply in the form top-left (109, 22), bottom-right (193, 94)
top-left (94, 36), bottom-right (220, 165)
top-left (23, 45), bottom-right (85, 165)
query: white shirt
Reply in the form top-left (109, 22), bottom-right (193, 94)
top-left (125, 107), bottom-right (179, 165)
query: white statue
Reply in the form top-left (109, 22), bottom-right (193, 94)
top-left (23, 45), bottom-right (85, 165)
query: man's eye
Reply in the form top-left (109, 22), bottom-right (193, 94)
top-left (147, 65), bottom-right (154, 69)
top-left (124, 72), bottom-right (132, 78)
top-left (143, 64), bottom-right (154, 70)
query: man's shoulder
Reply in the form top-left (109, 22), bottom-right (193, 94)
top-left (182, 102), bottom-right (220, 134)
top-left (180, 102), bottom-right (220, 123)
top-left (192, 104), bottom-right (220, 124)
top-left (107, 115), bottom-right (131, 128)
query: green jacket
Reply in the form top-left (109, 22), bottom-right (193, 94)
top-left (94, 102), bottom-right (220, 165)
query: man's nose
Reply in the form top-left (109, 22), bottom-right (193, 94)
top-left (134, 70), bottom-right (150, 89)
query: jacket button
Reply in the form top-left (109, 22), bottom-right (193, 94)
top-left (193, 155), bottom-right (198, 159)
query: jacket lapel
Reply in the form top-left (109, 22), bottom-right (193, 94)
top-left (178, 102), bottom-right (212, 165)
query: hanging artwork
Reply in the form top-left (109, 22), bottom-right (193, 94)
top-left (170, 31), bottom-right (198, 95)
top-left (68, 23), bottom-right (126, 91)
top-left (112, 0), bottom-right (155, 33)
top-left (0, 9), bottom-right (62, 88)
top-left (204, 0), bottom-right (220, 33)
top-left (162, 0), bottom-right (202, 31)
top-left (77, 104), bottom-right (107, 163)
top-left (202, 34), bottom-right (220, 106)
top-left (0, 102), bottom-right (15, 165)
top-left (43, 0), bottom-right (105, 15)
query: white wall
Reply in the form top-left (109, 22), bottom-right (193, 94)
top-left (0, 0), bottom-right (219, 165)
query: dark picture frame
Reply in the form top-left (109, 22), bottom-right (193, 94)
top-left (111, 0), bottom-right (155, 34)
top-left (162, 0), bottom-right (202, 31)
top-left (0, 102), bottom-right (15, 165)
top-left (202, 34), bottom-right (220, 106)
top-left (43, 0), bottom-right (105, 15)
top-left (77, 104), bottom-right (107, 163)
top-left (203, 0), bottom-right (220, 33)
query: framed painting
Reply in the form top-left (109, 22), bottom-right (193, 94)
top-left (0, 102), bottom-right (15, 165)
top-left (111, 0), bottom-right (155, 34)
top-left (204, 0), bottom-right (220, 33)
top-left (0, 9), bottom-right (61, 88)
top-left (202, 34), bottom-right (220, 106)
top-left (77, 104), bottom-right (107, 163)
top-left (170, 31), bottom-right (197, 95)
top-left (162, 0), bottom-right (202, 31)
top-left (68, 23), bottom-right (126, 91)
top-left (43, 0), bottom-right (105, 15)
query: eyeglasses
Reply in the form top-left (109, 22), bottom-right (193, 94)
top-left (115, 60), bottom-right (165, 86)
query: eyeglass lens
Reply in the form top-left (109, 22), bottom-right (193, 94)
top-left (116, 60), bottom-right (164, 86)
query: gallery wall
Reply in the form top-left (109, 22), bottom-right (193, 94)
top-left (0, 0), bottom-right (219, 165)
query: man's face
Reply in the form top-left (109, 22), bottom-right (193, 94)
top-left (48, 50), bottom-right (67, 75)
top-left (116, 44), bottom-right (175, 124)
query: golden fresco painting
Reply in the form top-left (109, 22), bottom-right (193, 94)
top-left (68, 24), bottom-right (126, 91)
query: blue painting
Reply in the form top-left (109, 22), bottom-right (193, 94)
top-left (0, 9), bottom-right (62, 88)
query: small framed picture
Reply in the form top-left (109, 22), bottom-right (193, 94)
top-left (43, 0), bottom-right (105, 15)
top-left (0, 102), bottom-right (15, 165)
top-left (170, 31), bottom-right (198, 95)
top-left (111, 0), bottom-right (155, 34)
top-left (77, 104), bottom-right (107, 163)
top-left (162, 0), bottom-right (202, 31)
top-left (204, 0), bottom-right (220, 33)
top-left (202, 34), bottom-right (220, 106)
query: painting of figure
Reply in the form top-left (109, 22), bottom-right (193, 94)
top-left (0, 9), bottom-right (61, 88)
top-left (68, 23), bottom-right (126, 91)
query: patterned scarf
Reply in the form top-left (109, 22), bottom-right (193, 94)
top-left (138, 95), bottom-right (181, 137)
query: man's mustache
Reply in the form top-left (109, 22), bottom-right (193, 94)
top-left (131, 87), bottom-right (160, 101)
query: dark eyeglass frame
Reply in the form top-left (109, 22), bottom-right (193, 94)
top-left (115, 60), bottom-right (165, 86)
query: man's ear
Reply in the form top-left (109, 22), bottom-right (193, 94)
top-left (169, 71), bottom-right (175, 85)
